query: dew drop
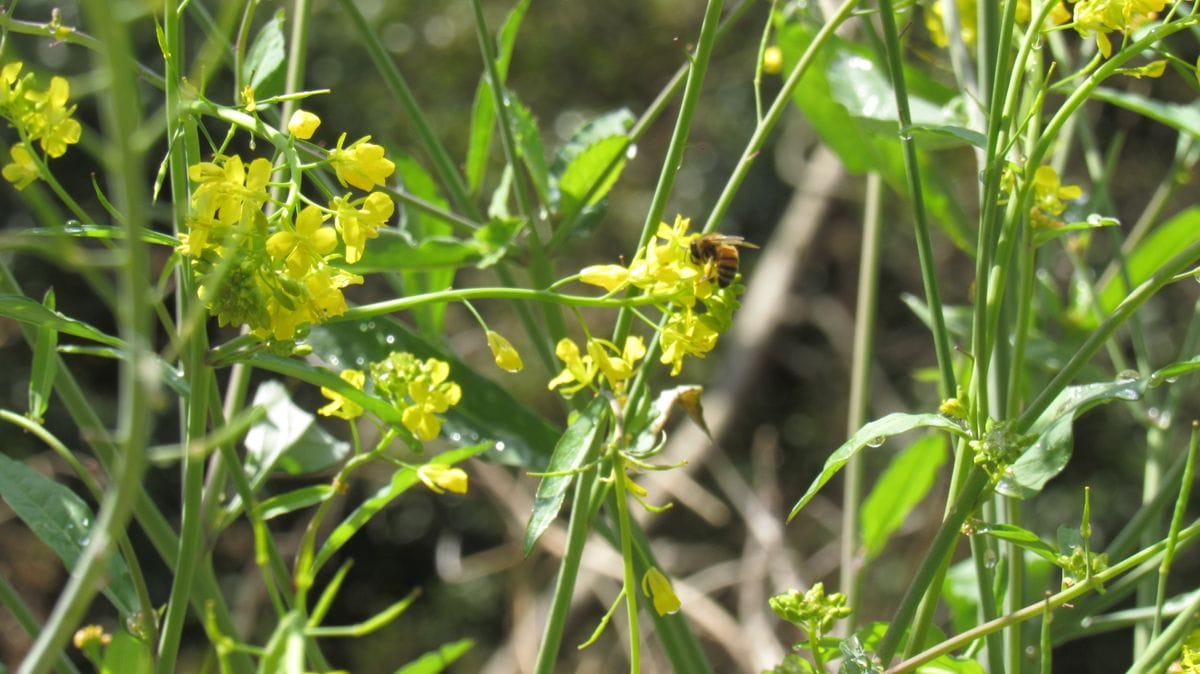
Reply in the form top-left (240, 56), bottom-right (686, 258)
top-left (865, 436), bottom-right (886, 448)
top-left (494, 441), bottom-right (506, 452)
top-left (354, 356), bottom-right (366, 366)
top-left (385, 334), bottom-right (396, 345)
top-left (79, 536), bottom-right (91, 547)
top-left (329, 356), bottom-right (340, 366)
top-left (1115, 370), bottom-right (1140, 383)
top-left (449, 432), bottom-right (462, 442)
top-left (366, 321), bottom-right (376, 330)
top-left (358, 323), bottom-right (369, 332)
top-left (625, 144), bottom-right (638, 160)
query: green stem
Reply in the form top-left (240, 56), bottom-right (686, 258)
top-left (875, 0), bottom-right (954, 400)
top-left (887, 516), bottom-right (1200, 673)
top-left (533, 462), bottom-right (602, 674)
top-left (335, 286), bottom-right (664, 323)
top-left (1152, 422), bottom-right (1198, 638)
top-left (970, 530), bottom-right (1005, 673)
top-left (19, 0), bottom-right (152, 669)
top-left (0, 574), bottom-right (81, 674)
top-left (841, 171), bottom-right (884, 621)
top-left (610, 453), bottom-right (641, 673)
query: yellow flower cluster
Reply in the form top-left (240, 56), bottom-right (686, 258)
top-left (180, 114), bottom-right (397, 341)
top-left (1029, 165), bottom-right (1083, 230)
top-left (1073, 0), bottom-right (1170, 57)
top-left (548, 335), bottom-right (646, 397)
top-left (0, 61), bottom-right (83, 190)
top-left (577, 216), bottom-right (743, 378)
top-left (319, 352), bottom-right (464, 443)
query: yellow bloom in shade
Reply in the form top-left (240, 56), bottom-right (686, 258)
top-left (266, 205), bottom-right (338, 276)
top-left (417, 463), bottom-right (469, 494)
top-left (287, 109), bottom-right (321, 139)
top-left (587, 336), bottom-right (646, 391)
top-left (660, 309), bottom-right (719, 376)
top-left (329, 133), bottom-right (396, 191)
top-left (580, 264), bottom-right (630, 292)
top-left (486, 330), bottom-right (523, 372)
top-left (72, 624), bottom-right (111, 650)
top-left (2, 143), bottom-right (39, 189)
top-left (547, 338), bottom-right (598, 396)
top-left (925, 0), bottom-right (978, 48)
top-left (26, 76), bottom-right (82, 158)
top-left (642, 568), bottom-right (681, 616)
top-left (1031, 165), bottom-right (1082, 217)
top-left (401, 359), bottom-right (462, 441)
top-left (762, 45), bottom-right (783, 75)
top-left (318, 369), bottom-right (366, 419)
top-left (333, 191), bottom-right (394, 264)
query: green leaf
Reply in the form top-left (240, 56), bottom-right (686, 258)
top-left (256, 485), bottom-right (336, 520)
top-left (243, 11), bottom-right (287, 96)
top-left (238, 353), bottom-right (404, 426)
top-left (472, 216), bottom-right (522, 268)
top-left (997, 376), bottom-right (1146, 499)
top-left (394, 638), bottom-right (474, 674)
top-left (20, 223), bottom-right (179, 246)
top-left (307, 319), bottom-right (560, 468)
top-left (1095, 208), bottom-right (1200, 318)
top-left (100, 631), bottom-right (153, 674)
top-left (861, 434), bottom-right (948, 559)
top-left (345, 230), bottom-right (482, 273)
top-left (56, 345), bottom-right (190, 398)
top-left (395, 155), bottom-right (454, 337)
top-left (557, 135), bottom-right (629, 211)
top-left (510, 95), bottom-right (551, 203)
top-left (0, 452), bottom-right (137, 615)
top-left (1092, 87), bottom-right (1200, 138)
top-left (0, 295), bottom-right (124, 347)
top-left (920, 655), bottom-right (985, 674)
top-left (243, 380), bottom-right (351, 488)
top-left (523, 397), bottom-right (608, 556)
top-left (464, 0), bottom-right (530, 193)
top-left (977, 523), bottom-right (1059, 563)
top-left (313, 443), bottom-right (488, 574)
top-left (1151, 355), bottom-right (1200, 383)
top-left (28, 289), bottom-right (57, 424)
top-left (1031, 214), bottom-right (1119, 248)
top-left (789, 413), bottom-right (968, 521)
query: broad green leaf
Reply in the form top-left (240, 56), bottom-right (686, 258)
top-left (789, 413), bottom-right (968, 521)
top-left (524, 397), bottom-right (608, 555)
top-left (243, 12), bottom-right (287, 96)
top-left (1095, 208), bottom-right (1200, 318)
top-left (243, 380), bottom-right (350, 488)
top-left (861, 434), bottom-right (948, 559)
top-left (28, 289), bottom-right (57, 423)
top-left (0, 452), bottom-right (137, 615)
top-left (1092, 87), bottom-right (1200, 138)
top-left (257, 610), bottom-right (305, 674)
top-left (825, 50), bottom-right (964, 143)
top-left (313, 443), bottom-right (488, 574)
top-left (511, 96), bottom-right (551, 203)
top-left (307, 319), bottom-right (559, 468)
top-left (921, 655), bottom-right (985, 674)
top-left (346, 230), bottom-right (482, 273)
top-left (394, 638), bottom-right (474, 674)
top-left (100, 631), bottom-right (153, 674)
top-left (0, 295), bottom-right (123, 347)
top-left (395, 155), bottom-right (454, 337)
top-left (465, 0), bottom-right (531, 192)
top-left (557, 135), bottom-right (629, 211)
top-left (776, 19), bottom-right (971, 251)
top-left (976, 523), bottom-right (1059, 563)
top-left (998, 376), bottom-right (1146, 499)
top-left (256, 485), bottom-right (336, 520)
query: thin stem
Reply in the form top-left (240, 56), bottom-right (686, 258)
top-left (842, 171), bottom-right (884, 622)
top-left (334, 286), bottom-right (663, 323)
top-left (1152, 422), bottom-right (1198, 638)
top-left (610, 454), bottom-right (641, 673)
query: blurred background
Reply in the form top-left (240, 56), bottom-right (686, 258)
top-left (1, 0), bottom-right (1198, 672)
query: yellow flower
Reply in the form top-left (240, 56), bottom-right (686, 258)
top-left (266, 205), bottom-right (338, 276)
top-left (304, 267), bottom-right (361, 323)
top-left (0, 61), bottom-right (27, 111)
top-left (329, 133), bottom-right (396, 191)
top-left (287, 109), bottom-right (321, 140)
top-left (660, 309), bottom-right (719, 376)
top-left (580, 264), bottom-right (630, 292)
top-left (401, 359), bottom-right (462, 441)
top-left (762, 45), bottom-right (783, 75)
top-left (26, 76), bottom-right (81, 158)
top-left (1016, 0), bottom-right (1072, 26)
top-left (1073, 0), bottom-right (1169, 58)
top-left (587, 336), bottom-right (646, 392)
top-left (318, 369), bottom-right (366, 419)
top-left (925, 0), bottom-right (978, 48)
top-left (2, 143), bottom-right (39, 189)
top-left (332, 191), bottom-right (394, 264)
top-left (189, 155), bottom-right (274, 226)
top-left (642, 568), bottom-right (681, 616)
top-left (547, 338), bottom-right (598, 396)
top-left (241, 84), bottom-right (256, 112)
top-left (486, 330), bottom-right (524, 372)
top-left (1031, 165), bottom-right (1082, 217)
top-left (417, 463), bottom-right (469, 494)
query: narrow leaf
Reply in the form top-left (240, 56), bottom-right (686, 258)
top-left (393, 638), bottom-right (475, 674)
top-left (861, 434), bottom-right (948, 559)
top-left (256, 485), bottom-right (336, 520)
top-left (243, 12), bottom-right (287, 95)
top-left (523, 397), bottom-right (608, 556)
top-left (1096, 208), bottom-right (1200, 318)
top-left (510, 96), bottom-right (551, 203)
top-left (28, 288), bottom-right (58, 423)
top-left (0, 452), bottom-right (137, 615)
top-left (0, 295), bottom-right (124, 347)
top-left (20, 224), bottom-right (179, 246)
top-left (257, 610), bottom-right (306, 674)
top-left (789, 413), bottom-right (967, 521)
top-left (557, 135), bottom-right (629, 211)
top-left (465, 0), bottom-right (531, 192)
top-left (977, 523), bottom-right (1059, 563)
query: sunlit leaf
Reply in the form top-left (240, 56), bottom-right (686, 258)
top-left (243, 11), bottom-right (287, 97)
top-left (243, 380), bottom-right (351, 488)
top-left (977, 523), bottom-right (1059, 563)
top-left (100, 631), bottom-right (153, 674)
top-left (861, 434), bottom-right (948, 559)
top-left (1095, 208), bottom-right (1200, 319)
top-left (0, 295), bottom-right (124, 347)
top-left (394, 638), bottom-right (474, 674)
top-left (465, 0), bottom-right (531, 192)
top-left (28, 288), bottom-right (57, 424)
top-left (256, 485), bottom-right (336, 520)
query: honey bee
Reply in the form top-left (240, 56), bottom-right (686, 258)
top-left (689, 233), bottom-right (759, 288)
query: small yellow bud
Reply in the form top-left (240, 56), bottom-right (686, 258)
top-left (642, 567), bottom-right (682, 616)
top-left (288, 109), bottom-right (322, 140)
top-left (762, 45), bottom-right (783, 75)
top-left (486, 330), bottom-right (523, 373)
top-left (73, 624), bottom-right (111, 650)
top-left (241, 84), bottom-right (256, 112)
top-left (417, 463), bottom-right (469, 494)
